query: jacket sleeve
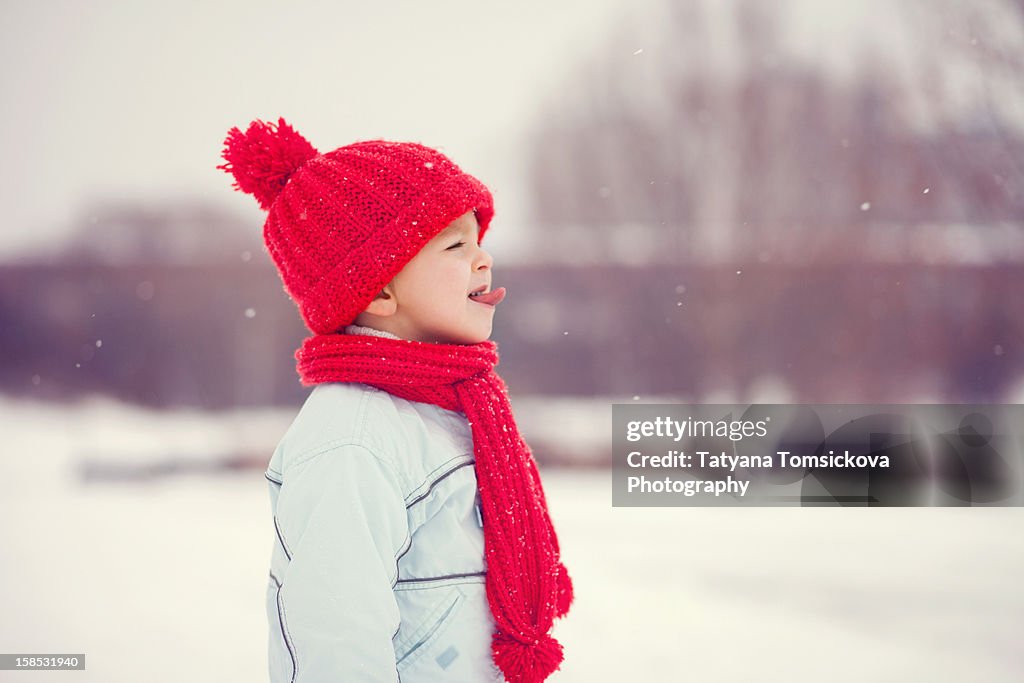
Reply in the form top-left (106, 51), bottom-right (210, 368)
top-left (273, 445), bottom-right (410, 682)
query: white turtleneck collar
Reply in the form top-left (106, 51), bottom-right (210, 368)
top-left (343, 324), bottom-right (403, 341)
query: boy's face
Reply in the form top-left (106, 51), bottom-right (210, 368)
top-left (356, 210), bottom-right (505, 344)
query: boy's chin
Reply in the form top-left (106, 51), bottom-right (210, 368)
top-left (443, 333), bottom-right (491, 346)
top-left (430, 327), bottom-right (492, 346)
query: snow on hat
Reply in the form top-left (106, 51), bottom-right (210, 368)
top-left (217, 117), bottom-right (495, 334)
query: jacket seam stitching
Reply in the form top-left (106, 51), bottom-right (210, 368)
top-left (279, 437), bottom-right (410, 588)
top-left (392, 533), bottom-right (413, 586)
top-left (354, 383), bottom-right (372, 446)
top-left (405, 458), bottom-right (475, 509)
top-left (270, 570), bottom-right (298, 682)
top-left (273, 516), bottom-right (293, 561)
top-left (288, 437), bottom-right (373, 470)
top-left (395, 571), bottom-right (486, 584)
top-left (287, 386), bottom-right (373, 471)
top-left (393, 579), bottom-right (487, 592)
top-left (395, 458), bottom-right (475, 584)
top-left (421, 453), bottom-right (471, 483)
top-left (292, 443), bottom-right (409, 586)
top-left (290, 443), bottom-right (406, 506)
top-left (405, 453), bottom-right (474, 502)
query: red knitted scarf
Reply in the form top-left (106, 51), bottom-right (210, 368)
top-left (295, 331), bottom-right (573, 683)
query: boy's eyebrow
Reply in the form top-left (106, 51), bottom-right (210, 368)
top-left (437, 221), bottom-right (481, 240)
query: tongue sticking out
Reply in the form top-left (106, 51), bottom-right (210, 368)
top-left (469, 286), bottom-right (506, 307)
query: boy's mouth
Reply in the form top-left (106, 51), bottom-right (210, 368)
top-left (468, 286), bottom-right (506, 307)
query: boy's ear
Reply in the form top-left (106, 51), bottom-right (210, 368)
top-left (361, 283), bottom-right (398, 317)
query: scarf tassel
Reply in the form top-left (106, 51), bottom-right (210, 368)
top-left (492, 631), bottom-right (564, 683)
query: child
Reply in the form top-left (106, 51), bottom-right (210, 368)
top-left (218, 118), bottom-right (573, 683)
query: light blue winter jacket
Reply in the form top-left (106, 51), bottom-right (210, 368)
top-left (264, 326), bottom-right (504, 682)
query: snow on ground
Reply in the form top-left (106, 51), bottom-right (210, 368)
top-left (0, 394), bottom-right (1022, 682)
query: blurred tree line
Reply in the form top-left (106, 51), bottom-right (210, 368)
top-left (1, 237), bottom-right (1022, 407)
top-left (527, 0), bottom-right (1024, 263)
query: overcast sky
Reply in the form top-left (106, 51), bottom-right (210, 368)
top-left (0, 0), bottom-right (641, 260)
top-left (1, 0), bottom-right (1018, 262)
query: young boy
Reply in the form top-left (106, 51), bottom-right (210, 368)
top-left (218, 118), bottom-right (573, 683)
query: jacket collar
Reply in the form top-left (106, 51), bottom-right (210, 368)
top-left (343, 324), bottom-right (403, 341)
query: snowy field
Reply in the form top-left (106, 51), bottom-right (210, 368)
top-left (1, 395), bottom-right (1022, 682)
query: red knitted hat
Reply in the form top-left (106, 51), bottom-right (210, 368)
top-left (217, 117), bottom-right (495, 334)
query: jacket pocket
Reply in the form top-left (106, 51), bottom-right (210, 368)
top-left (394, 586), bottom-right (465, 672)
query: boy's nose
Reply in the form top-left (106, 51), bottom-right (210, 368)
top-left (474, 246), bottom-right (493, 270)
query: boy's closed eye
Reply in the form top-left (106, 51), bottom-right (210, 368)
top-left (447, 241), bottom-right (466, 250)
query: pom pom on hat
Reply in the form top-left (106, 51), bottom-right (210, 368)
top-left (217, 117), bottom-right (318, 211)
